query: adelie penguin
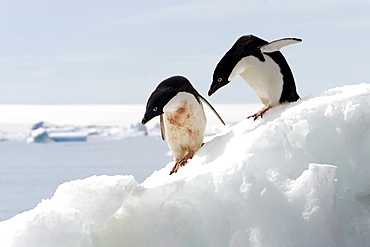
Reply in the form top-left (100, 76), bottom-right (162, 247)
top-left (208, 34), bottom-right (302, 120)
top-left (142, 76), bottom-right (225, 175)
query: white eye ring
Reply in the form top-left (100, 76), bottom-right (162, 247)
top-left (153, 107), bottom-right (158, 112)
top-left (218, 78), bottom-right (222, 82)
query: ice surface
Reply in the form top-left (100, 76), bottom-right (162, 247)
top-left (1, 84), bottom-right (370, 246)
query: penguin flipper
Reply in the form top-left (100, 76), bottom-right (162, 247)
top-left (260, 38), bottom-right (302, 53)
top-left (160, 114), bottom-right (165, 140)
top-left (198, 96), bottom-right (226, 125)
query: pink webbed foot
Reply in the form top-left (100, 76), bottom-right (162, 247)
top-left (247, 105), bottom-right (272, 121)
top-left (170, 150), bottom-right (195, 175)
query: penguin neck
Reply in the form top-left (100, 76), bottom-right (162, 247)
top-left (228, 56), bottom-right (249, 81)
top-left (163, 92), bottom-right (198, 112)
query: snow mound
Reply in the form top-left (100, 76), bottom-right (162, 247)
top-left (1, 84), bottom-right (370, 247)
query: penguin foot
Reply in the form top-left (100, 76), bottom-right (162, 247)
top-left (170, 151), bottom-right (195, 175)
top-left (247, 105), bottom-right (272, 121)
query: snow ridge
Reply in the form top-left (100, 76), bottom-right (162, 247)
top-left (1, 84), bottom-right (370, 247)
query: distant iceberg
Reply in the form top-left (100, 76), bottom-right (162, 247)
top-left (1, 84), bottom-right (370, 247)
top-left (28, 123), bottom-right (88, 143)
top-left (27, 121), bottom-right (150, 143)
top-left (27, 127), bottom-right (52, 143)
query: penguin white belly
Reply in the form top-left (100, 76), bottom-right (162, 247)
top-left (163, 92), bottom-right (206, 160)
top-left (233, 55), bottom-right (283, 107)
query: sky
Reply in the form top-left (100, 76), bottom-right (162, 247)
top-left (1, 0), bottom-right (370, 104)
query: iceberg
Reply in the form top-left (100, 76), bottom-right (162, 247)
top-left (27, 122), bottom-right (150, 143)
top-left (28, 126), bottom-right (88, 143)
top-left (1, 84), bottom-right (370, 247)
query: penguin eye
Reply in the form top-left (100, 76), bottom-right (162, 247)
top-left (153, 107), bottom-right (158, 112)
top-left (218, 78), bottom-right (222, 82)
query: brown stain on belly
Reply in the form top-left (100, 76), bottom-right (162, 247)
top-left (177, 107), bottom-right (186, 114)
top-left (168, 114), bottom-right (182, 126)
top-left (167, 101), bottom-right (190, 127)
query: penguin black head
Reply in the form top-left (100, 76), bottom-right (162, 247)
top-left (208, 35), bottom-right (268, 96)
top-left (142, 76), bottom-right (200, 125)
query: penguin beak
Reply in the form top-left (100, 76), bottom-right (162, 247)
top-left (208, 88), bottom-right (215, 97)
top-left (208, 84), bottom-right (219, 96)
top-left (208, 79), bottom-right (229, 96)
top-left (141, 116), bottom-right (148, 125)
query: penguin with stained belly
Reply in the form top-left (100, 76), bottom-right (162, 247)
top-left (142, 76), bottom-right (225, 175)
top-left (208, 34), bottom-right (302, 120)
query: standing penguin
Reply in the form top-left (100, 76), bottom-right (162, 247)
top-left (142, 76), bottom-right (225, 175)
top-left (208, 34), bottom-right (301, 120)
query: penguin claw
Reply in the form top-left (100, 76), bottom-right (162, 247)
top-left (169, 151), bottom-right (195, 175)
top-left (247, 113), bottom-right (262, 121)
top-left (169, 163), bottom-right (181, 175)
top-left (169, 159), bottom-right (186, 175)
top-left (247, 105), bottom-right (271, 121)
